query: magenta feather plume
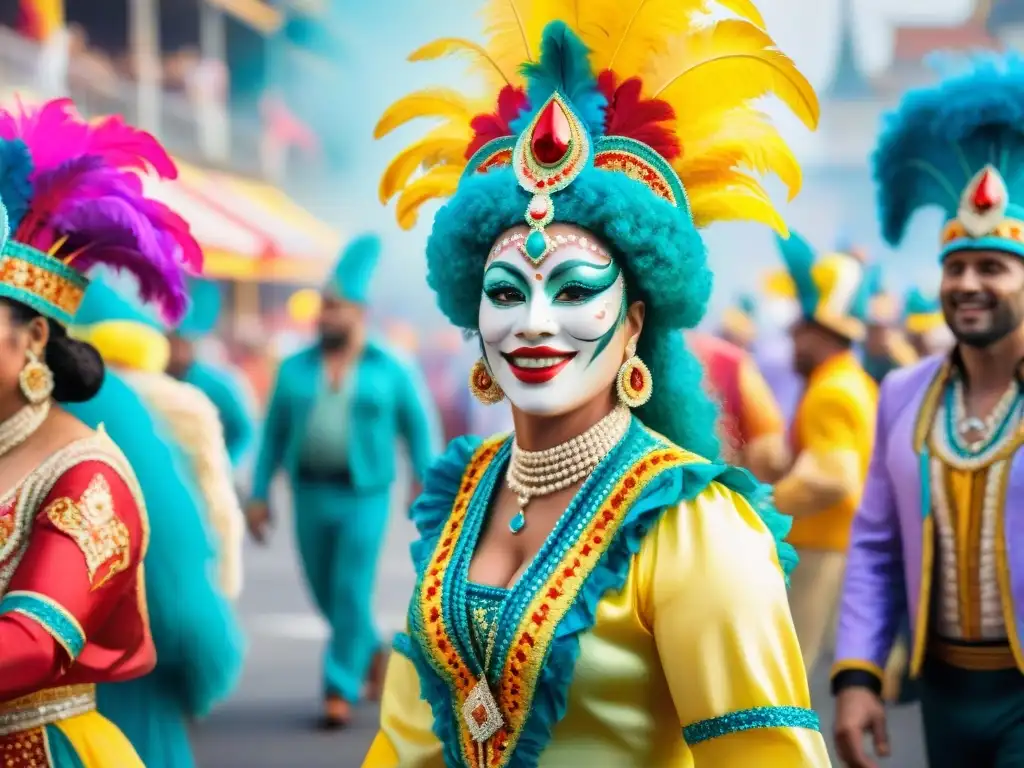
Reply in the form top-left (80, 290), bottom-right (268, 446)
top-left (0, 98), bottom-right (200, 323)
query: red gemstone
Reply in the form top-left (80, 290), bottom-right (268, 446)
top-left (531, 100), bottom-right (572, 165)
top-left (630, 367), bottom-right (644, 391)
top-left (972, 169), bottom-right (1003, 211)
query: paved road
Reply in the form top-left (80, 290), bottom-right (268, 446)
top-left (192, 486), bottom-right (928, 767)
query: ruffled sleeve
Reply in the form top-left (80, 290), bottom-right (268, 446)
top-left (364, 436), bottom-right (483, 768)
top-left (638, 478), bottom-right (829, 766)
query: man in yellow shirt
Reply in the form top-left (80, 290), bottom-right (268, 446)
top-left (768, 230), bottom-right (880, 674)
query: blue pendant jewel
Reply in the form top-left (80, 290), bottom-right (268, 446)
top-left (509, 510), bottom-right (526, 534)
top-left (524, 229), bottom-right (549, 264)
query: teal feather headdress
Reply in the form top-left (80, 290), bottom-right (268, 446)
top-left (874, 52), bottom-right (1024, 260)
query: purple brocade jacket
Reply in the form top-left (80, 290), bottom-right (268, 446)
top-left (833, 355), bottom-right (1024, 681)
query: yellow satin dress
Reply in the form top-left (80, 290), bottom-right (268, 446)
top-left (363, 423), bottom-right (830, 767)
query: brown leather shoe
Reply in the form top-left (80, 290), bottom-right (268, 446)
top-left (319, 694), bottom-right (352, 730)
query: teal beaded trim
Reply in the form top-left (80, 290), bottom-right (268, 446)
top-left (463, 136), bottom-right (517, 181)
top-left (391, 631), bottom-right (414, 660)
top-left (0, 590), bottom-right (86, 660)
top-left (942, 381), bottom-right (1022, 459)
top-left (0, 240), bottom-right (89, 325)
top-left (683, 705), bottom-right (821, 746)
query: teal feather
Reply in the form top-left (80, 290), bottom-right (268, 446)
top-left (0, 138), bottom-right (34, 231)
top-left (510, 21), bottom-right (606, 138)
top-left (774, 231), bottom-right (819, 319)
top-left (864, 262), bottom-right (884, 297)
top-left (737, 293), bottom-right (756, 317)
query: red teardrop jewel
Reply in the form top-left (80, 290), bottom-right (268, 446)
top-left (972, 169), bottom-right (1002, 212)
top-left (630, 367), bottom-right (644, 392)
top-left (531, 100), bottom-right (571, 166)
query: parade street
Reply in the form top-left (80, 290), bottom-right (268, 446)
top-left (193, 486), bottom-right (929, 767)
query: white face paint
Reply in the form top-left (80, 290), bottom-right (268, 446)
top-left (478, 225), bottom-right (628, 416)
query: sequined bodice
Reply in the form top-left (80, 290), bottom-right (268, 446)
top-left (465, 582), bottom-right (507, 662)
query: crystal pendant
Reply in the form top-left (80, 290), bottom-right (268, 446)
top-left (462, 680), bottom-right (504, 743)
top-left (958, 416), bottom-right (986, 436)
top-left (509, 509), bottom-right (526, 534)
top-left (530, 100), bottom-right (571, 166)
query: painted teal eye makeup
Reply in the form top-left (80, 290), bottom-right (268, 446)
top-left (546, 259), bottom-right (620, 304)
top-left (483, 262), bottom-right (530, 306)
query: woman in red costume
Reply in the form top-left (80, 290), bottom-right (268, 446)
top-left (0, 98), bottom-right (200, 766)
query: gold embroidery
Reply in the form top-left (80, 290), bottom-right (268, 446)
top-left (0, 725), bottom-right (50, 766)
top-left (45, 474), bottom-right (131, 590)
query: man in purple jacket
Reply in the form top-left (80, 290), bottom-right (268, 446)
top-left (832, 56), bottom-right (1024, 768)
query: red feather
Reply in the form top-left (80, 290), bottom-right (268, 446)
top-left (465, 85), bottom-right (528, 159)
top-left (597, 71), bottom-right (681, 160)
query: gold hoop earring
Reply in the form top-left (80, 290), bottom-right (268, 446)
top-left (616, 355), bottom-right (652, 408)
top-left (19, 349), bottom-right (54, 405)
top-left (469, 358), bottom-right (504, 405)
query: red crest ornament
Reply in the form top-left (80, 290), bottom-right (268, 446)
top-left (958, 165), bottom-right (1009, 238)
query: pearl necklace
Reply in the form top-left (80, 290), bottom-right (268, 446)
top-left (952, 377), bottom-right (1020, 453)
top-left (0, 401), bottom-right (49, 458)
top-left (505, 404), bottom-right (630, 534)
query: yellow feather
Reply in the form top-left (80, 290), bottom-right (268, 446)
top-left (408, 38), bottom-right (516, 89)
top-left (686, 172), bottom-right (787, 234)
top-left (374, 88), bottom-right (476, 139)
top-left (379, 130), bottom-right (470, 204)
top-left (480, 0), bottom-right (536, 76)
top-left (676, 109), bottom-right (802, 199)
top-left (395, 166), bottom-right (464, 231)
top-left (648, 20), bottom-right (819, 131)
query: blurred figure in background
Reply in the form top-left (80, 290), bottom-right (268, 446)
top-left (903, 286), bottom-right (955, 358)
top-left (718, 293), bottom-right (758, 351)
top-left (166, 277), bottom-right (256, 472)
top-left (75, 278), bottom-right (245, 600)
top-left (769, 232), bottom-right (879, 676)
top-left (246, 234), bottom-right (441, 728)
top-left (688, 331), bottom-right (790, 482)
top-left (862, 265), bottom-right (918, 383)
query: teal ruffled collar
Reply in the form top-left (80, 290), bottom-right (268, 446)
top-left (400, 420), bottom-right (794, 768)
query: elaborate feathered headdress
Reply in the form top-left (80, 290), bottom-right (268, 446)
top-left (377, 1), bottom-right (817, 236)
top-left (768, 230), bottom-right (871, 341)
top-left (0, 98), bottom-right (201, 325)
top-left (875, 52), bottom-right (1024, 261)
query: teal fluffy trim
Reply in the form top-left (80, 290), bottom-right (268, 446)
top-left (406, 433), bottom-right (796, 767)
top-left (773, 230), bottom-right (819, 320)
top-left (0, 138), bottom-right (33, 231)
top-left (427, 165), bottom-right (719, 459)
top-left (873, 51), bottom-right (1024, 247)
top-left (510, 22), bottom-right (606, 138)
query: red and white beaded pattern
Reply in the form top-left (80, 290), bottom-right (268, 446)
top-left (488, 231), bottom-right (611, 263)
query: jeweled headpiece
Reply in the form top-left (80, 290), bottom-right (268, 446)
top-left (874, 52), bottom-right (1024, 261)
top-left (0, 98), bottom-right (200, 325)
top-left (375, 2), bottom-right (819, 260)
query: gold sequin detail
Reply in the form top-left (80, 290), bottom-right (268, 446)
top-left (0, 257), bottom-right (84, 317)
top-left (0, 726), bottom-right (49, 767)
top-left (45, 474), bottom-right (130, 590)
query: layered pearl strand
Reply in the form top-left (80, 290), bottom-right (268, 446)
top-left (0, 401), bottom-right (49, 458)
top-left (952, 376), bottom-right (1020, 453)
top-left (505, 404), bottom-right (630, 533)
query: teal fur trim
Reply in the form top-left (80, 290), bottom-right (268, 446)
top-left (0, 590), bottom-right (86, 659)
top-left (391, 631), bottom-right (414, 660)
top-left (0, 241), bottom-right (89, 325)
top-left (873, 52), bottom-right (1024, 247)
top-left (406, 430), bottom-right (798, 767)
top-left (511, 22), bottom-right (606, 138)
top-left (683, 705), bottom-right (820, 746)
top-left (940, 235), bottom-right (1024, 262)
top-left (773, 231), bottom-right (819, 320)
top-left (427, 166), bottom-right (719, 459)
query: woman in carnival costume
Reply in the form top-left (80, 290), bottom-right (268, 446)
top-left (0, 97), bottom-right (199, 766)
top-left (366, 1), bottom-right (830, 765)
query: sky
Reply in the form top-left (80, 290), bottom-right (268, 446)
top-left (288, 0), bottom-right (979, 327)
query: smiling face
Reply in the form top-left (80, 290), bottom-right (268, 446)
top-left (941, 248), bottom-right (1024, 348)
top-left (478, 223), bottom-right (631, 416)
